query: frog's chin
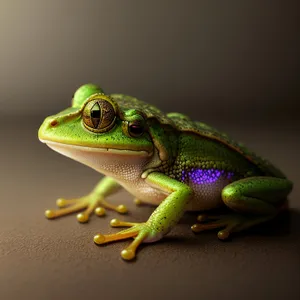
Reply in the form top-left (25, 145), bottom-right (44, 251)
top-left (40, 139), bottom-right (152, 179)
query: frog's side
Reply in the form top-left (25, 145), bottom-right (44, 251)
top-left (110, 94), bottom-right (288, 211)
top-left (38, 84), bottom-right (293, 261)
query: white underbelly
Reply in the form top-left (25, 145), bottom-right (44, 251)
top-left (185, 183), bottom-right (225, 211)
top-left (120, 179), bottom-right (168, 205)
top-left (119, 175), bottom-right (230, 212)
top-left (183, 170), bottom-right (233, 211)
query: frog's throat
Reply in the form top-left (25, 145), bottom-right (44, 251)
top-left (40, 139), bottom-right (154, 180)
top-left (40, 140), bottom-right (152, 157)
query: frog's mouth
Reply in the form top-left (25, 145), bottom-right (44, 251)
top-left (40, 139), bottom-right (153, 179)
top-left (40, 140), bottom-right (152, 157)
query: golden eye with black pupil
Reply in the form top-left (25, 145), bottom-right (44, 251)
top-left (82, 98), bottom-right (117, 133)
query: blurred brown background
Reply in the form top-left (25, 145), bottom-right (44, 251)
top-left (0, 0), bottom-right (299, 123)
top-left (0, 1), bottom-right (299, 300)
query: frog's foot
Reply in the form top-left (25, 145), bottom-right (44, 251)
top-left (44, 195), bottom-right (127, 223)
top-left (94, 219), bottom-right (159, 261)
top-left (191, 213), bottom-right (275, 240)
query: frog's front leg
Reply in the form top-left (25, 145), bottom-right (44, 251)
top-left (94, 172), bottom-right (192, 261)
top-left (192, 176), bottom-right (293, 239)
top-left (45, 176), bottom-right (127, 223)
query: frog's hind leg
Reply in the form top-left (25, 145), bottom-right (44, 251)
top-left (191, 176), bottom-right (293, 240)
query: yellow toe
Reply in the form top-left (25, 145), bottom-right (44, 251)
top-left (121, 249), bottom-right (135, 260)
top-left (45, 210), bottom-right (55, 219)
top-left (134, 198), bottom-right (142, 206)
top-left (77, 213), bottom-right (89, 223)
top-left (218, 230), bottom-right (230, 240)
top-left (95, 207), bottom-right (106, 216)
top-left (110, 218), bottom-right (121, 227)
top-left (197, 214), bottom-right (207, 222)
top-left (56, 198), bottom-right (66, 208)
top-left (116, 205), bottom-right (128, 214)
top-left (94, 234), bottom-right (106, 244)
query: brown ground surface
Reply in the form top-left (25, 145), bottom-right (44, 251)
top-left (0, 120), bottom-right (299, 300)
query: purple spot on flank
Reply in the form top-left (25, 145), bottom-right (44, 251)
top-left (181, 168), bottom-right (234, 185)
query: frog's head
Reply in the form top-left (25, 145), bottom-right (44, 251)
top-left (38, 84), bottom-right (155, 177)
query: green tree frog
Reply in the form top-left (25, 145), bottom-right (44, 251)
top-left (38, 84), bottom-right (293, 261)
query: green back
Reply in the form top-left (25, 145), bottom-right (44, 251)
top-left (111, 94), bottom-right (286, 178)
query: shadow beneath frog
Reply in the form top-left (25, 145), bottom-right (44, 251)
top-left (125, 208), bottom-right (299, 263)
top-left (161, 208), bottom-right (299, 247)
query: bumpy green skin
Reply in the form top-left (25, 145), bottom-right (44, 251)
top-left (38, 83), bottom-right (293, 260)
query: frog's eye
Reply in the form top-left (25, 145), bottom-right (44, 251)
top-left (82, 98), bottom-right (116, 132)
top-left (122, 113), bottom-right (146, 138)
top-left (128, 122), bottom-right (145, 137)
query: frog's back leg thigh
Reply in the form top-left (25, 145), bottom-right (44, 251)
top-left (221, 176), bottom-right (293, 215)
top-left (191, 177), bottom-right (293, 239)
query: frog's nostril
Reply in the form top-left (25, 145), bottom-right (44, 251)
top-left (50, 120), bottom-right (58, 127)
